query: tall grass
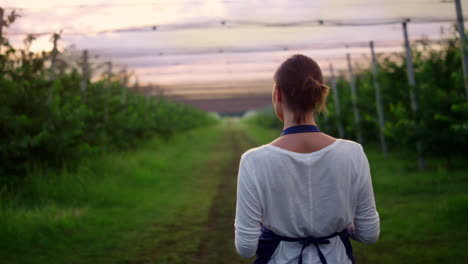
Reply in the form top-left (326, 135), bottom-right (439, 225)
top-left (0, 125), bottom-right (225, 264)
top-left (2, 122), bottom-right (466, 263)
top-left (242, 123), bottom-right (468, 263)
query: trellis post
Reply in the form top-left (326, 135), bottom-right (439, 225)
top-left (329, 64), bottom-right (344, 138)
top-left (80, 50), bottom-right (89, 92)
top-left (121, 67), bottom-right (128, 104)
top-left (402, 20), bottom-right (425, 169)
top-left (0, 7), bottom-right (4, 53)
top-left (104, 61), bottom-right (112, 122)
top-left (346, 53), bottom-right (363, 144)
top-left (370, 41), bottom-right (388, 156)
top-left (47, 33), bottom-right (60, 103)
top-left (454, 0), bottom-right (468, 101)
top-left (146, 83), bottom-right (151, 105)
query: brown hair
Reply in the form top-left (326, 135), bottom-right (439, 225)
top-left (274, 54), bottom-right (329, 124)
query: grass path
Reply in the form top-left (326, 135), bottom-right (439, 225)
top-left (190, 124), bottom-right (256, 264)
top-left (1, 125), bottom-right (231, 264)
top-left (126, 124), bottom-right (468, 264)
top-left (130, 123), bottom-right (468, 264)
top-left (131, 121), bottom-right (256, 264)
top-left (2, 122), bottom-right (467, 263)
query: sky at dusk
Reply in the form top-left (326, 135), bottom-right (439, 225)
top-left (4, 0), bottom-right (468, 98)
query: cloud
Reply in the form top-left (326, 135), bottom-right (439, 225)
top-left (3, 0), bottom-right (463, 93)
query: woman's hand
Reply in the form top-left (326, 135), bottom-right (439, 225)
top-left (346, 220), bottom-right (356, 238)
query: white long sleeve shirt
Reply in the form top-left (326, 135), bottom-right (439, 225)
top-left (235, 139), bottom-right (380, 264)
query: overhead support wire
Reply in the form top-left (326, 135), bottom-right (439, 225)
top-left (5, 17), bottom-right (463, 36)
top-left (86, 37), bottom-right (450, 59)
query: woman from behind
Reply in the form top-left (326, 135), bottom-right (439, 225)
top-left (234, 54), bottom-right (380, 264)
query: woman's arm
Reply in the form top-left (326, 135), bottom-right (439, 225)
top-left (234, 156), bottom-right (262, 258)
top-left (352, 146), bottom-right (380, 244)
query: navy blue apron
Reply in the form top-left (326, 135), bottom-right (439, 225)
top-left (254, 125), bottom-right (356, 264)
top-left (254, 226), bottom-right (355, 264)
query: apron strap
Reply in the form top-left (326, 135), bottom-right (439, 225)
top-left (254, 226), bottom-right (355, 264)
top-left (298, 237), bottom-right (331, 264)
top-left (281, 125), bottom-right (320, 136)
top-left (339, 231), bottom-right (356, 264)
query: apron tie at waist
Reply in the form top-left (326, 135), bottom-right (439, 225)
top-left (298, 237), bottom-right (331, 264)
top-left (254, 226), bottom-right (355, 264)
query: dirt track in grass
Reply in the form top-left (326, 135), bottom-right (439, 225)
top-left (129, 123), bottom-right (258, 264)
top-left (191, 125), bottom-right (256, 264)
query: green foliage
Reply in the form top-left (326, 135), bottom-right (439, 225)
top-left (245, 32), bottom-right (468, 165)
top-left (242, 124), bottom-right (468, 263)
top-left (0, 126), bottom-right (226, 264)
top-left (0, 33), bottom-right (217, 185)
top-left (242, 107), bottom-right (282, 130)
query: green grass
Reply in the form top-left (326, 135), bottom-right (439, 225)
top-left (242, 124), bottom-right (468, 263)
top-left (356, 149), bottom-right (468, 263)
top-left (0, 125), bottom-right (228, 264)
top-left (2, 121), bottom-right (467, 263)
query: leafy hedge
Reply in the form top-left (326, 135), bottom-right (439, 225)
top-left (245, 31), bottom-right (468, 164)
top-left (0, 35), bottom-right (217, 185)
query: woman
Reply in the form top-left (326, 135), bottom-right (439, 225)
top-left (234, 54), bottom-right (380, 264)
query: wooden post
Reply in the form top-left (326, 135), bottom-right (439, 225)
top-left (370, 41), bottom-right (388, 157)
top-left (153, 85), bottom-right (160, 106)
top-left (49, 33), bottom-right (59, 81)
top-left (48, 33), bottom-right (60, 103)
top-left (346, 53), bottom-right (363, 144)
top-left (80, 50), bottom-right (88, 92)
top-left (146, 85), bottom-right (151, 105)
top-left (121, 67), bottom-right (127, 104)
top-left (454, 0), bottom-right (468, 101)
top-left (402, 22), bottom-right (419, 113)
top-left (133, 78), bottom-right (139, 92)
top-left (104, 61), bottom-right (112, 122)
top-left (0, 7), bottom-right (4, 53)
top-left (402, 21), bottom-right (425, 170)
top-left (329, 64), bottom-right (344, 138)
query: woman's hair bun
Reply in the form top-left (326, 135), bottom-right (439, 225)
top-left (274, 54), bottom-right (329, 123)
top-left (303, 76), bottom-right (322, 91)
